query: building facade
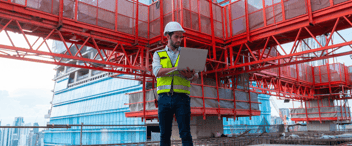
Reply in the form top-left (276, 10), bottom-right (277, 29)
top-left (45, 41), bottom-right (147, 145)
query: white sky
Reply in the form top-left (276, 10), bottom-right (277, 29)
top-left (0, 26), bottom-right (351, 125)
top-left (0, 31), bottom-right (55, 126)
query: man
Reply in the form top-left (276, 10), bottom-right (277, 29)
top-left (152, 21), bottom-right (198, 146)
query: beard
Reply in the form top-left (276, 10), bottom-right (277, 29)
top-left (170, 39), bottom-right (181, 49)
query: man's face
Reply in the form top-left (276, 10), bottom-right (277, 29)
top-left (168, 31), bottom-right (184, 49)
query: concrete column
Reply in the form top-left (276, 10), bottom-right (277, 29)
top-left (88, 69), bottom-right (93, 78)
top-left (74, 71), bottom-right (78, 82)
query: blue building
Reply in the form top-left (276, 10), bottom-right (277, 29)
top-left (223, 94), bottom-right (271, 134)
top-left (33, 123), bottom-right (39, 134)
top-left (0, 121), bottom-right (2, 145)
top-left (1, 124), bottom-right (14, 146)
top-left (45, 41), bottom-right (149, 145)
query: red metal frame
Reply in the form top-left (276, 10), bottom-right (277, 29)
top-left (0, 0), bottom-right (352, 122)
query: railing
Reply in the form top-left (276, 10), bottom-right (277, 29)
top-left (290, 106), bottom-right (351, 122)
top-left (2, 0), bottom-right (349, 42)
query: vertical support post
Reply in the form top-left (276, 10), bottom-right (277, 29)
top-left (278, 55), bottom-right (281, 98)
top-left (58, 0), bottom-right (63, 27)
top-left (75, 0), bottom-right (78, 21)
top-left (115, 0), bottom-right (118, 31)
top-left (209, 0), bottom-right (216, 60)
top-left (96, 0), bottom-right (99, 26)
top-left (340, 100), bottom-right (343, 121)
top-left (317, 99), bottom-right (322, 123)
top-left (306, 63), bottom-right (309, 83)
top-left (280, 0), bottom-right (286, 21)
top-left (229, 5), bottom-right (233, 38)
top-left (143, 72), bottom-right (146, 122)
top-left (140, 46), bottom-right (144, 68)
top-left (244, 0), bottom-right (250, 41)
top-left (80, 122), bottom-right (83, 146)
top-left (184, 37), bottom-right (187, 47)
top-left (135, 0), bottom-right (139, 44)
top-left (229, 46), bottom-right (233, 67)
top-left (304, 100), bottom-right (309, 124)
top-left (326, 60), bottom-right (332, 94)
top-left (172, 0), bottom-right (175, 21)
top-left (201, 72), bottom-right (206, 120)
top-left (146, 47), bottom-right (149, 70)
top-left (51, 0), bottom-right (54, 14)
top-left (248, 84), bottom-right (252, 120)
top-left (344, 99), bottom-right (347, 120)
top-left (224, 6), bottom-right (228, 38)
top-left (306, 0), bottom-right (314, 25)
top-left (176, 0), bottom-right (179, 22)
top-left (221, 6), bottom-right (225, 39)
top-left (160, 0), bottom-right (164, 43)
top-left (180, 0), bottom-right (184, 26)
top-left (312, 66), bottom-right (315, 89)
top-left (225, 47), bottom-right (228, 69)
top-left (233, 75), bottom-right (237, 119)
top-left (197, 0), bottom-right (201, 32)
top-left (329, 0), bottom-right (334, 7)
top-left (319, 66), bottom-right (322, 83)
top-left (339, 64), bottom-right (343, 82)
top-left (344, 64), bottom-right (348, 84)
top-left (215, 72), bottom-right (220, 120)
top-left (148, 3), bottom-right (150, 39)
top-left (296, 57), bottom-right (299, 82)
top-left (262, 0), bottom-right (267, 27)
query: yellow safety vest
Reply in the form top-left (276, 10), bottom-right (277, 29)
top-left (156, 51), bottom-right (191, 94)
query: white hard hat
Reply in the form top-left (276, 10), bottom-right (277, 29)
top-left (163, 21), bottom-right (185, 36)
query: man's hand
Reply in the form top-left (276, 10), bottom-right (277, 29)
top-left (156, 67), bottom-right (177, 77)
top-left (179, 67), bottom-right (195, 78)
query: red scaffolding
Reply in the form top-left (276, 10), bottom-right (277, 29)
top-left (0, 0), bottom-right (352, 122)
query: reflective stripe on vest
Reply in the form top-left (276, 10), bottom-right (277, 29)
top-left (157, 85), bottom-right (190, 91)
top-left (156, 50), bottom-right (190, 94)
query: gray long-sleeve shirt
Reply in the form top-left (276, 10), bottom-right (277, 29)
top-left (152, 46), bottom-right (180, 77)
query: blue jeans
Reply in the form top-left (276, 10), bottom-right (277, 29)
top-left (158, 93), bottom-right (193, 146)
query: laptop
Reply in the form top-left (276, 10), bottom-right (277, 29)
top-left (166, 47), bottom-right (208, 74)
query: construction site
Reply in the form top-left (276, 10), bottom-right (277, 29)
top-left (0, 0), bottom-right (352, 145)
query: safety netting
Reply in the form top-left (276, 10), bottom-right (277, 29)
top-left (298, 63), bottom-right (313, 83)
top-left (3, 0), bottom-right (350, 40)
top-left (280, 63), bottom-right (297, 80)
top-left (314, 63), bottom-right (346, 84)
top-left (149, 1), bottom-right (160, 39)
top-left (181, 0), bottom-right (224, 38)
top-left (128, 77), bottom-right (259, 112)
top-left (291, 106), bottom-right (351, 120)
